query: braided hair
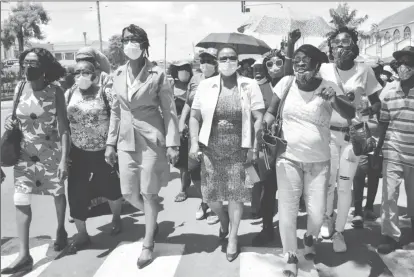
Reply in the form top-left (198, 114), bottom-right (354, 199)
top-left (122, 24), bottom-right (150, 57)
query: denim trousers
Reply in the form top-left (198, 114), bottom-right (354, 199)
top-left (276, 157), bottom-right (330, 254)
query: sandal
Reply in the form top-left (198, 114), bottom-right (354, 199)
top-left (174, 192), bottom-right (188, 202)
top-left (283, 253), bottom-right (298, 277)
top-left (66, 236), bottom-right (91, 255)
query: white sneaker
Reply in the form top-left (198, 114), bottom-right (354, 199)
top-left (321, 215), bottom-right (334, 239)
top-left (332, 232), bottom-right (347, 253)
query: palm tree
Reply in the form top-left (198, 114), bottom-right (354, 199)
top-left (1, 2), bottom-right (50, 53)
top-left (325, 3), bottom-right (368, 38)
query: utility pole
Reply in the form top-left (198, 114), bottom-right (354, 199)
top-left (96, 1), bottom-right (103, 52)
top-left (164, 24), bottom-right (167, 73)
top-left (83, 32), bottom-right (87, 46)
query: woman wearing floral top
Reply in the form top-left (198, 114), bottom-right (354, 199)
top-left (65, 60), bottom-right (123, 254)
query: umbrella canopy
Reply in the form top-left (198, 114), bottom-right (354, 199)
top-left (196, 32), bottom-right (271, 55)
top-left (238, 9), bottom-right (333, 37)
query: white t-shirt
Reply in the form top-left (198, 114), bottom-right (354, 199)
top-left (319, 62), bottom-right (382, 127)
top-left (273, 76), bottom-right (340, 163)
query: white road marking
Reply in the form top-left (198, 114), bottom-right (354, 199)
top-left (1, 238), bottom-right (57, 277)
top-left (93, 241), bottom-right (185, 277)
top-left (240, 247), bottom-right (318, 277)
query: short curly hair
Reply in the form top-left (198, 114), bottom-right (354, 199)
top-left (19, 48), bottom-right (65, 83)
top-left (328, 26), bottom-right (360, 60)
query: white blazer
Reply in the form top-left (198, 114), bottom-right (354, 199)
top-left (192, 74), bottom-right (265, 148)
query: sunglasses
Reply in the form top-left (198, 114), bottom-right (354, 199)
top-left (266, 59), bottom-right (284, 68)
top-left (23, 60), bottom-right (41, 67)
top-left (121, 37), bottom-right (143, 45)
top-left (74, 70), bottom-right (94, 77)
top-left (200, 59), bottom-right (216, 65)
top-left (293, 56), bottom-right (311, 64)
top-left (218, 56), bottom-right (238, 63)
top-left (331, 38), bottom-right (353, 48)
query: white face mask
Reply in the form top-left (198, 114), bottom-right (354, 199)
top-left (124, 42), bottom-right (143, 60)
top-left (219, 61), bottom-right (238, 76)
top-left (200, 63), bottom-right (216, 78)
top-left (178, 70), bottom-right (190, 83)
top-left (77, 76), bottom-right (93, 90)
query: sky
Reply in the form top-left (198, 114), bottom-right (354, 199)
top-left (1, 1), bottom-right (413, 61)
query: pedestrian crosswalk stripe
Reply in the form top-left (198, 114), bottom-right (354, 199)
top-left (93, 241), bottom-right (185, 277)
top-left (1, 238), bottom-right (58, 277)
top-left (240, 247), bottom-right (318, 277)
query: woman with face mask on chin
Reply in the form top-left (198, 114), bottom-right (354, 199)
top-left (64, 60), bottom-right (123, 255)
top-left (263, 44), bottom-right (355, 277)
top-left (177, 48), bottom-right (221, 224)
top-left (105, 24), bottom-right (180, 269)
top-left (189, 45), bottom-right (265, 262)
top-left (318, 27), bottom-right (383, 253)
top-left (1, 48), bottom-right (69, 275)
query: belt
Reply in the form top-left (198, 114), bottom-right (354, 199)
top-left (330, 122), bottom-right (364, 133)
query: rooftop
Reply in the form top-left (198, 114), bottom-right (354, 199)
top-left (377, 4), bottom-right (414, 31)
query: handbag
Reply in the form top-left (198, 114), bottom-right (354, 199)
top-left (261, 76), bottom-right (295, 170)
top-left (333, 65), bottom-right (367, 156)
top-left (0, 81), bottom-right (26, 167)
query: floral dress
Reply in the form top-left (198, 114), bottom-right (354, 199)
top-left (14, 83), bottom-right (64, 196)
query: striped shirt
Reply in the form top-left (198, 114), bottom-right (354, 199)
top-left (379, 81), bottom-right (414, 167)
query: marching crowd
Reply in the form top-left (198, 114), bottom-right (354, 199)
top-left (1, 22), bottom-right (413, 277)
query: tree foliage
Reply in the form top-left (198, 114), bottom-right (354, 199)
top-left (1, 2), bottom-right (50, 53)
top-left (104, 34), bottom-right (127, 70)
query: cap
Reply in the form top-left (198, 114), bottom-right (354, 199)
top-left (393, 46), bottom-right (414, 60)
top-left (199, 48), bottom-right (218, 59)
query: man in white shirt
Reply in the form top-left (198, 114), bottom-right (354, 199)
top-left (318, 27), bottom-right (383, 253)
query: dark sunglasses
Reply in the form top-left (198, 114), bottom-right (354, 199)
top-left (331, 38), bottom-right (353, 48)
top-left (74, 70), bottom-right (93, 77)
top-left (218, 56), bottom-right (238, 62)
top-left (293, 56), bottom-right (312, 64)
top-left (266, 59), bottom-right (284, 68)
top-left (23, 60), bottom-right (41, 67)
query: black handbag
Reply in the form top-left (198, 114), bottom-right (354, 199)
top-left (261, 76), bottom-right (294, 170)
top-left (0, 82), bottom-right (26, 167)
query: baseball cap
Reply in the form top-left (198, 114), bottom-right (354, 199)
top-left (199, 48), bottom-right (218, 59)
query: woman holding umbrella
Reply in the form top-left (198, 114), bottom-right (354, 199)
top-left (189, 45), bottom-right (265, 262)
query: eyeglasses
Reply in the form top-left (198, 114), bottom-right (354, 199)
top-left (331, 38), bottom-right (353, 48)
top-left (121, 37), bottom-right (143, 45)
top-left (266, 59), bottom-right (284, 68)
top-left (396, 59), bottom-right (414, 67)
top-left (74, 70), bottom-right (93, 77)
top-left (218, 56), bottom-right (238, 63)
top-left (200, 59), bottom-right (216, 65)
top-left (293, 56), bottom-right (311, 64)
top-left (23, 60), bottom-right (40, 67)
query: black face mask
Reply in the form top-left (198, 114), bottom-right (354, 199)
top-left (26, 66), bottom-right (43, 81)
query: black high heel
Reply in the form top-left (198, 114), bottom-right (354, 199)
top-left (1, 255), bottom-right (33, 274)
top-left (219, 227), bottom-right (229, 241)
top-left (226, 244), bottom-right (240, 262)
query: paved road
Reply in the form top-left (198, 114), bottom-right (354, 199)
top-left (1, 101), bottom-right (413, 277)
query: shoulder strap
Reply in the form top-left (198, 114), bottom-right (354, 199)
top-left (276, 76), bottom-right (295, 122)
top-left (333, 64), bottom-right (355, 126)
top-left (12, 81), bottom-right (26, 120)
top-left (101, 89), bottom-right (111, 117)
top-left (66, 85), bottom-right (78, 105)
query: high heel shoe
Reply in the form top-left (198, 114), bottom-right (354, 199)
top-left (1, 255), bottom-right (33, 274)
top-left (226, 244), bottom-right (240, 262)
top-left (54, 229), bottom-right (68, 251)
top-left (66, 236), bottom-right (92, 255)
top-left (110, 220), bottom-right (123, 236)
top-left (137, 244), bottom-right (155, 269)
top-left (219, 227), bottom-right (229, 241)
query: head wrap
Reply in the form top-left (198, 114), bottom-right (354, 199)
top-left (76, 47), bottom-right (111, 74)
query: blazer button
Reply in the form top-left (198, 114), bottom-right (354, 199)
top-left (30, 113), bottom-right (38, 120)
top-left (35, 180), bottom-right (42, 187)
top-left (45, 135), bottom-right (50, 141)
